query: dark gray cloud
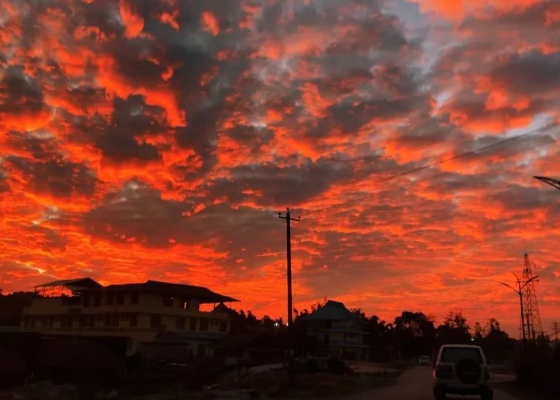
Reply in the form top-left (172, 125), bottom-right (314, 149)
top-left (88, 95), bottom-right (168, 163)
top-left (0, 172), bottom-right (10, 193)
top-left (81, 182), bottom-right (284, 265)
top-left (3, 131), bottom-right (98, 198)
top-left (0, 66), bottom-right (44, 115)
top-left (492, 184), bottom-right (560, 212)
top-left (193, 156), bottom-right (354, 206)
top-left (394, 115), bottom-right (465, 148)
top-left (6, 155), bottom-right (97, 198)
top-left (82, 182), bottom-right (188, 247)
top-left (461, 1), bottom-right (560, 31)
top-left (487, 51), bottom-right (560, 96)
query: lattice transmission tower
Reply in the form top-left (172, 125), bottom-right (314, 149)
top-left (522, 253), bottom-right (544, 340)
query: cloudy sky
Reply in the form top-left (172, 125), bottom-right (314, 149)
top-left (1, 0), bottom-right (560, 334)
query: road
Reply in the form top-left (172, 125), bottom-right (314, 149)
top-left (343, 367), bottom-right (520, 400)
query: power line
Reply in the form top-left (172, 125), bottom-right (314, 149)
top-left (377, 123), bottom-right (558, 185)
top-left (302, 123), bottom-right (559, 219)
top-left (399, 131), bottom-right (558, 191)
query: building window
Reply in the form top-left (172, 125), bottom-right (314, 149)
top-left (88, 315), bottom-right (95, 328)
top-left (131, 292), bottom-right (139, 304)
top-left (219, 321), bottom-right (227, 332)
top-left (79, 316), bottom-right (87, 328)
top-left (190, 317), bottom-right (197, 331)
top-left (94, 295), bottom-right (101, 307)
top-left (151, 315), bottom-right (161, 329)
top-left (104, 314), bottom-right (111, 327)
top-left (116, 293), bottom-right (125, 305)
top-left (176, 317), bottom-right (186, 330)
top-left (182, 300), bottom-right (188, 310)
top-left (112, 314), bottom-right (119, 327)
top-left (200, 318), bottom-right (209, 331)
top-left (130, 314), bottom-right (137, 327)
top-left (83, 296), bottom-right (90, 307)
top-left (106, 294), bottom-right (114, 305)
top-left (163, 296), bottom-right (173, 307)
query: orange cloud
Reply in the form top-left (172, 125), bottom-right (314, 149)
top-left (119, 0), bottom-right (144, 38)
top-left (413, 0), bottom-right (544, 19)
top-left (200, 11), bottom-right (220, 36)
top-left (95, 55), bottom-right (185, 127)
top-left (159, 10), bottom-right (180, 31)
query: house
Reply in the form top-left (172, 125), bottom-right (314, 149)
top-left (20, 278), bottom-right (238, 357)
top-left (300, 300), bottom-right (369, 361)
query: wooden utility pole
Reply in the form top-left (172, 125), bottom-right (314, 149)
top-left (278, 208), bottom-right (300, 327)
top-left (278, 207), bottom-right (300, 379)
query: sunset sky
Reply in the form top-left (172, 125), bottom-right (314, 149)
top-left (1, 0), bottom-right (560, 336)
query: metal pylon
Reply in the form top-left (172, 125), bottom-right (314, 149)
top-left (522, 254), bottom-right (544, 340)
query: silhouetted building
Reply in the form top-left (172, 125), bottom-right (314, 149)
top-left (214, 331), bottom-right (287, 366)
top-left (301, 300), bottom-right (369, 361)
top-left (20, 278), bottom-right (238, 358)
top-left (0, 291), bottom-right (41, 327)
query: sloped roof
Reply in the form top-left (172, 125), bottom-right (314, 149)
top-left (34, 278), bottom-right (102, 290)
top-left (300, 300), bottom-right (358, 321)
top-left (99, 280), bottom-right (238, 304)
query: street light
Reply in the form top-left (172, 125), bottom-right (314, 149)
top-left (496, 273), bottom-right (540, 348)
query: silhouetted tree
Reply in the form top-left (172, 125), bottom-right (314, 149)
top-left (0, 291), bottom-right (41, 326)
top-left (364, 315), bottom-right (392, 362)
top-left (390, 311), bottom-right (436, 360)
top-left (246, 310), bottom-right (258, 325)
top-left (436, 310), bottom-right (471, 345)
top-left (294, 298), bottom-right (328, 320)
top-left (473, 319), bottom-right (514, 364)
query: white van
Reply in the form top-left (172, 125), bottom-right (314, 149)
top-left (433, 344), bottom-right (493, 400)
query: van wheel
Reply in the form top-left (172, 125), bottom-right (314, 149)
top-left (433, 387), bottom-right (446, 400)
top-left (481, 389), bottom-right (494, 400)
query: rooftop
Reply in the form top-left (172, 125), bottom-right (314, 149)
top-left (34, 278), bottom-right (102, 291)
top-left (100, 280), bottom-right (238, 304)
top-left (300, 300), bottom-right (359, 321)
top-left (34, 278), bottom-right (238, 304)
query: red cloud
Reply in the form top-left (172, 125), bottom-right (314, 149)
top-left (200, 11), bottom-right (220, 36)
top-left (413, 0), bottom-right (545, 20)
top-left (119, 0), bottom-right (144, 38)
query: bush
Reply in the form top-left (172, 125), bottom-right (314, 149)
top-left (515, 343), bottom-right (560, 396)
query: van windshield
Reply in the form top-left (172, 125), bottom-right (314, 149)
top-left (441, 347), bottom-right (482, 363)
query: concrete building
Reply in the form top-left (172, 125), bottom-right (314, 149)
top-left (301, 300), bottom-right (369, 361)
top-left (21, 278), bottom-right (238, 358)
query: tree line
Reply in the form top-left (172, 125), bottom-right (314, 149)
top-left (229, 301), bottom-right (516, 363)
